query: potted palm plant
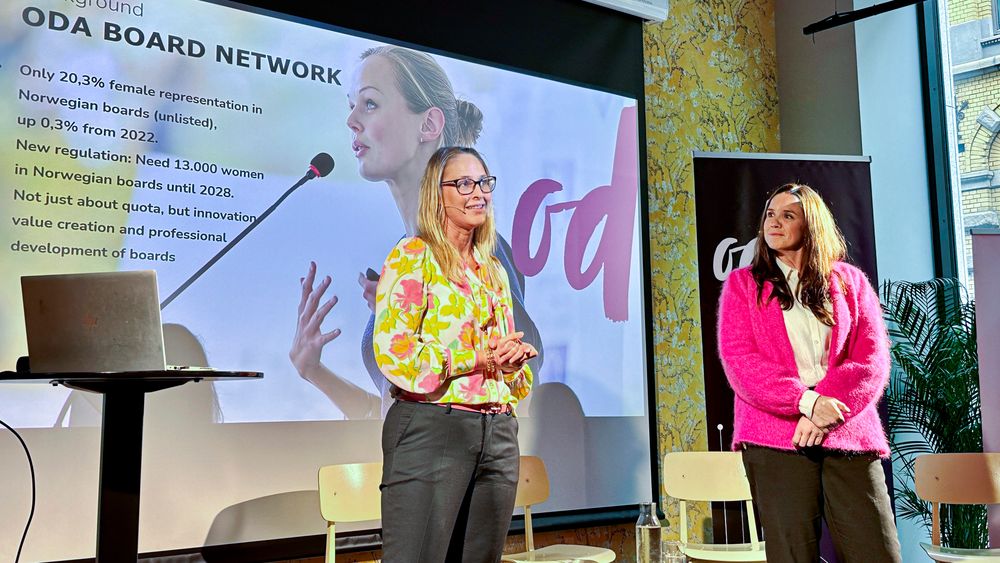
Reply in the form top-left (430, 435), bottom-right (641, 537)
top-left (881, 278), bottom-right (986, 549)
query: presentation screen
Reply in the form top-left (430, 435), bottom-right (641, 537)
top-left (0, 0), bottom-right (651, 559)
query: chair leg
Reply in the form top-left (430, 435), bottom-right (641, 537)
top-left (525, 506), bottom-right (534, 552)
top-left (327, 523), bottom-right (336, 563)
top-left (679, 500), bottom-right (689, 545)
top-left (745, 500), bottom-right (760, 550)
top-left (931, 502), bottom-right (940, 546)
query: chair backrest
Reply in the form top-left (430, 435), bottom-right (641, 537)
top-left (514, 455), bottom-right (550, 552)
top-left (662, 451), bottom-right (760, 549)
top-left (663, 451), bottom-right (753, 502)
top-left (318, 462), bottom-right (383, 563)
top-left (915, 453), bottom-right (1000, 505)
top-left (515, 455), bottom-right (550, 508)
top-left (914, 453), bottom-right (1000, 546)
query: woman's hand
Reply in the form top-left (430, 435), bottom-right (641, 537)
top-left (493, 332), bottom-right (537, 375)
top-left (513, 342), bottom-right (539, 370)
top-left (810, 395), bottom-right (851, 430)
top-left (290, 262), bottom-right (341, 379)
top-left (793, 416), bottom-right (827, 448)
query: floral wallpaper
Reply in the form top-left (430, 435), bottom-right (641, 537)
top-left (644, 0), bottom-right (780, 545)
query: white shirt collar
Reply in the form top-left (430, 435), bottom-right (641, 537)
top-left (775, 257), bottom-right (798, 281)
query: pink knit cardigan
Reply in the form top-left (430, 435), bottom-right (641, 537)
top-left (717, 262), bottom-right (891, 457)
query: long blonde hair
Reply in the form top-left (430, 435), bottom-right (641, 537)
top-left (750, 183), bottom-right (847, 325)
top-left (360, 46), bottom-right (483, 147)
top-left (417, 147), bottom-right (501, 288)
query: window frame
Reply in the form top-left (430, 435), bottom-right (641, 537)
top-left (918, 0), bottom-right (962, 279)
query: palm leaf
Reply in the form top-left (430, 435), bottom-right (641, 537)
top-left (881, 278), bottom-right (986, 549)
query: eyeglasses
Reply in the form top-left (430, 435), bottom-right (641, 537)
top-left (440, 175), bottom-right (497, 195)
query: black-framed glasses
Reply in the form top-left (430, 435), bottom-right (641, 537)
top-left (440, 175), bottom-right (497, 195)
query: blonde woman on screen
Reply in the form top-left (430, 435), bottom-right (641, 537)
top-left (289, 46), bottom-right (541, 419)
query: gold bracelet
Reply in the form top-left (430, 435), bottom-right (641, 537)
top-left (486, 348), bottom-right (497, 379)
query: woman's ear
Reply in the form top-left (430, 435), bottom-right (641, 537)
top-left (420, 107), bottom-right (445, 143)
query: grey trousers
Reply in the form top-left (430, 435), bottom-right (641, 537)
top-left (741, 445), bottom-right (901, 563)
top-left (380, 401), bottom-right (519, 563)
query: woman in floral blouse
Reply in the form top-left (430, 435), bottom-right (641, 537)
top-left (374, 146), bottom-right (536, 562)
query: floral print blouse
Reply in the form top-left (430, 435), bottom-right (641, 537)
top-left (373, 237), bottom-right (533, 409)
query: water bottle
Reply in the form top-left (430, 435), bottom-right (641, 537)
top-left (635, 501), bottom-right (663, 563)
top-left (663, 539), bottom-right (688, 563)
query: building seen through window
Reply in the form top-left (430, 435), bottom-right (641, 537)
top-left (945, 0), bottom-right (1000, 295)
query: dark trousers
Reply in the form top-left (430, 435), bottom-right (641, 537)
top-left (741, 445), bottom-right (901, 563)
top-left (380, 401), bottom-right (519, 563)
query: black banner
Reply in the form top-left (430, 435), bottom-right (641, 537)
top-left (693, 153), bottom-right (877, 449)
top-left (693, 153), bottom-right (879, 559)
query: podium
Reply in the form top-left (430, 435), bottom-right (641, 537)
top-left (0, 369), bottom-right (261, 563)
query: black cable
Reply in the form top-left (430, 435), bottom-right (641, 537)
top-left (0, 417), bottom-right (36, 563)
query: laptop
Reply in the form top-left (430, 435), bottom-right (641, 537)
top-left (21, 270), bottom-right (167, 373)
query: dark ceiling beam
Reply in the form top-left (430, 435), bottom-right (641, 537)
top-left (803, 0), bottom-right (927, 35)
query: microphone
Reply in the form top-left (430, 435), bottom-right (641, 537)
top-left (307, 152), bottom-right (335, 180)
top-left (444, 201), bottom-right (490, 216)
top-left (160, 153), bottom-right (334, 309)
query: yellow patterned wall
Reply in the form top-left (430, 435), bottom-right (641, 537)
top-left (644, 0), bottom-right (780, 544)
top-left (290, 1), bottom-right (780, 561)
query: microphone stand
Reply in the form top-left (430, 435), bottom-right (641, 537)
top-left (160, 170), bottom-right (319, 309)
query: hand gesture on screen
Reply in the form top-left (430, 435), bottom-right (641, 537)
top-left (290, 261), bottom-right (341, 380)
top-left (793, 416), bottom-right (827, 448)
top-left (810, 395), bottom-right (850, 430)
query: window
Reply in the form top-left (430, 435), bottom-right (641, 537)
top-left (939, 0), bottom-right (1000, 296)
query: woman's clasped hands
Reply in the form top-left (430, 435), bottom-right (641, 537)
top-left (811, 395), bottom-right (850, 429)
top-left (793, 416), bottom-right (826, 448)
top-left (793, 395), bottom-right (851, 448)
top-left (487, 331), bottom-right (537, 378)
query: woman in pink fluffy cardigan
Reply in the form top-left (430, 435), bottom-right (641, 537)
top-left (717, 184), bottom-right (901, 563)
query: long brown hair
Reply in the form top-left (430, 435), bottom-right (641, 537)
top-left (416, 146), bottom-right (501, 288)
top-left (750, 183), bottom-right (847, 325)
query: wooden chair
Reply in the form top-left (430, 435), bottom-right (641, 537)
top-left (317, 462), bottom-right (383, 563)
top-left (914, 453), bottom-right (1000, 562)
top-left (662, 451), bottom-right (766, 562)
top-left (503, 455), bottom-right (617, 562)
